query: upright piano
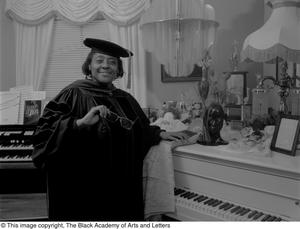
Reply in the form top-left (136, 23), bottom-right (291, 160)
top-left (169, 144), bottom-right (300, 221)
top-left (0, 125), bottom-right (47, 221)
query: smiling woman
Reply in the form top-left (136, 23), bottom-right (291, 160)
top-left (32, 38), bottom-right (188, 221)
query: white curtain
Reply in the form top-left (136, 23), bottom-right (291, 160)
top-left (140, 0), bottom-right (218, 76)
top-left (108, 23), bottom-right (147, 106)
top-left (14, 18), bottom-right (54, 90)
top-left (5, 0), bottom-right (150, 106)
top-left (5, 0), bottom-right (149, 26)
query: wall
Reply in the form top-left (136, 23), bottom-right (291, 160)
top-left (0, 0), bottom-right (15, 91)
top-left (146, 0), bottom-right (265, 108)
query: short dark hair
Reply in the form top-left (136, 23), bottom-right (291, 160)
top-left (81, 50), bottom-right (124, 78)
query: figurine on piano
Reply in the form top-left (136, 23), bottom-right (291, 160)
top-left (197, 102), bottom-right (228, 146)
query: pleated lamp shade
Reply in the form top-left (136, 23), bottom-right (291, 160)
top-left (241, 0), bottom-right (300, 64)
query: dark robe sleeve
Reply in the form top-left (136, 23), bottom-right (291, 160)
top-left (32, 87), bottom-right (89, 169)
top-left (125, 93), bottom-right (164, 149)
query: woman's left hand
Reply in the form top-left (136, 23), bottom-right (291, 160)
top-left (160, 131), bottom-right (188, 141)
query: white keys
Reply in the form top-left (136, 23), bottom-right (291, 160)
top-left (174, 187), bottom-right (283, 221)
top-left (0, 144), bottom-right (33, 150)
top-left (0, 154), bottom-right (31, 162)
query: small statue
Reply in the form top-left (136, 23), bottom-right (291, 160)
top-left (198, 44), bottom-right (213, 109)
top-left (197, 103), bottom-right (228, 146)
top-left (229, 40), bottom-right (239, 71)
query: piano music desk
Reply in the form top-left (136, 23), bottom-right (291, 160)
top-left (171, 144), bottom-right (300, 221)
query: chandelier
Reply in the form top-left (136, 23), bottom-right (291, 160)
top-left (140, 0), bottom-right (219, 77)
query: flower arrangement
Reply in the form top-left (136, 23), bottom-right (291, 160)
top-left (244, 108), bottom-right (279, 131)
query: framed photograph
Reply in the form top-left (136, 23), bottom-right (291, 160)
top-left (270, 114), bottom-right (300, 156)
top-left (161, 64), bottom-right (202, 82)
top-left (225, 71), bottom-right (247, 105)
top-left (23, 100), bottom-right (42, 125)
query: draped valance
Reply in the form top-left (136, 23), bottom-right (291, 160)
top-left (5, 0), bottom-right (150, 26)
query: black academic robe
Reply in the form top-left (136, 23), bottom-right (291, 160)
top-left (32, 79), bottom-right (163, 221)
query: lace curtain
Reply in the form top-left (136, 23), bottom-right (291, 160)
top-left (13, 18), bottom-right (54, 89)
top-left (140, 0), bottom-right (218, 76)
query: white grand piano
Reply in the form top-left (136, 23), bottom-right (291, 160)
top-left (169, 144), bottom-right (300, 221)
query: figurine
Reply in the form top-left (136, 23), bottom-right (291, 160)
top-left (229, 40), bottom-right (239, 71)
top-left (197, 102), bottom-right (228, 146)
top-left (198, 44), bottom-right (213, 109)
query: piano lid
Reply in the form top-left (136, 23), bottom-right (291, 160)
top-left (174, 144), bottom-right (300, 177)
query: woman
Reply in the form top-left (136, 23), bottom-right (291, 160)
top-left (32, 38), bottom-right (186, 221)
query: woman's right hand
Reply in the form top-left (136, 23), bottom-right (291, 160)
top-left (76, 105), bottom-right (110, 128)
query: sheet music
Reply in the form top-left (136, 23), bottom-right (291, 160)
top-left (0, 91), bottom-right (21, 124)
top-left (9, 86), bottom-right (46, 124)
top-left (19, 91), bottom-right (46, 124)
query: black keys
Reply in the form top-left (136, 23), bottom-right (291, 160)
top-left (196, 196), bottom-right (209, 203)
top-left (223, 203), bottom-right (235, 211)
top-left (212, 200), bottom-right (223, 207)
top-left (174, 188), bottom-right (185, 196)
top-left (239, 208), bottom-right (251, 216)
top-left (230, 206), bottom-right (242, 214)
top-left (187, 193), bottom-right (198, 200)
top-left (267, 216), bottom-right (277, 221)
top-left (180, 191), bottom-right (192, 198)
top-left (194, 195), bottom-right (205, 202)
top-left (235, 207), bottom-right (246, 215)
top-left (204, 198), bottom-right (215, 205)
top-left (261, 214), bottom-right (271, 221)
top-left (247, 210), bottom-right (258, 219)
top-left (219, 202), bottom-right (229, 209)
top-left (253, 212), bottom-right (264, 220)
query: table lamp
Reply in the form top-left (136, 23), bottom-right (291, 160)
top-left (241, 0), bottom-right (300, 114)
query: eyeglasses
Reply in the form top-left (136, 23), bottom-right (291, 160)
top-left (105, 111), bottom-right (137, 130)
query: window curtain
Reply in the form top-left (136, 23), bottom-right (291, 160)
top-left (14, 18), bottom-right (54, 90)
top-left (108, 23), bottom-right (147, 107)
top-left (5, 0), bottom-right (150, 106)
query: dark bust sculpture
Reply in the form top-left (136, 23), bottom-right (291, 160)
top-left (197, 102), bottom-right (228, 146)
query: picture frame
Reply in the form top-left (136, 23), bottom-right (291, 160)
top-left (270, 114), bottom-right (300, 156)
top-left (161, 64), bottom-right (202, 82)
top-left (23, 100), bottom-right (42, 125)
top-left (224, 71), bottom-right (247, 105)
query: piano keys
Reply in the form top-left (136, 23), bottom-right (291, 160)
top-left (173, 187), bottom-right (285, 221)
top-left (0, 124), bottom-right (46, 192)
top-left (0, 124), bottom-right (47, 220)
top-left (169, 144), bottom-right (300, 221)
top-left (0, 125), bottom-right (35, 164)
